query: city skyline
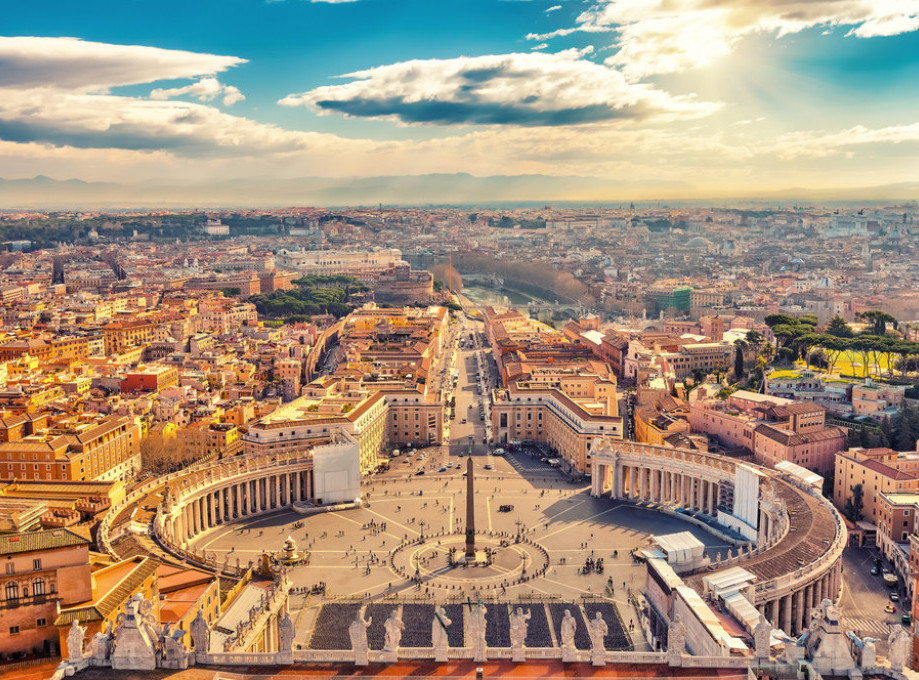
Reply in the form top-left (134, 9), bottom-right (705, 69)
top-left (3, 0), bottom-right (919, 202)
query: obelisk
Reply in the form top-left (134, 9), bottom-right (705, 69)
top-left (465, 456), bottom-right (476, 559)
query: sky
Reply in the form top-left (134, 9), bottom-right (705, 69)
top-left (3, 0), bottom-right (919, 198)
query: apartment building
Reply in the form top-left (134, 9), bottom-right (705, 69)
top-left (834, 448), bottom-right (919, 525)
top-left (0, 528), bottom-right (93, 657)
top-left (689, 391), bottom-right (845, 473)
top-left (103, 319), bottom-right (158, 355)
top-left (0, 414), bottom-right (141, 482)
top-left (120, 365), bottom-right (180, 393)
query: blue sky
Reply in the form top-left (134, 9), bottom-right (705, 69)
top-left (3, 0), bottom-right (919, 196)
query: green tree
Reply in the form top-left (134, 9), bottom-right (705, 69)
top-left (746, 330), bottom-right (765, 356)
top-left (733, 339), bottom-right (746, 379)
top-left (826, 315), bottom-right (854, 338)
top-left (857, 310), bottom-right (898, 336)
top-left (843, 484), bottom-right (864, 523)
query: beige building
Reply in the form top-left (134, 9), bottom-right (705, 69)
top-left (492, 379), bottom-right (623, 474)
top-left (833, 448), bottom-right (919, 524)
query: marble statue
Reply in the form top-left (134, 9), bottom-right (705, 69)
top-left (469, 602), bottom-right (488, 663)
top-left (383, 610), bottom-right (405, 652)
top-left (560, 610), bottom-right (577, 651)
top-left (189, 608), bottom-right (210, 654)
top-left (753, 616), bottom-right (771, 659)
top-left (278, 612), bottom-right (295, 653)
top-left (163, 627), bottom-right (187, 663)
top-left (110, 594), bottom-right (158, 670)
top-left (67, 621), bottom-right (86, 663)
top-left (432, 606), bottom-right (452, 662)
top-left (888, 626), bottom-right (910, 672)
top-left (136, 594), bottom-right (162, 646)
top-left (509, 607), bottom-right (531, 662)
top-left (349, 610), bottom-right (372, 666)
top-left (89, 631), bottom-right (112, 662)
top-left (668, 615), bottom-right (686, 665)
top-left (560, 609), bottom-right (578, 662)
top-left (588, 612), bottom-right (608, 666)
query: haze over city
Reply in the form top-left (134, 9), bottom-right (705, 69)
top-left (5, 3), bottom-right (919, 680)
top-left (3, 0), bottom-right (919, 205)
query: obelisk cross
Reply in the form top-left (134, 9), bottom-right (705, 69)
top-left (465, 456), bottom-right (476, 558)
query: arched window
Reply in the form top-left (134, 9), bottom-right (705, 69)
top-left (5, 582), bottom-right (19, 600)
top-left (32, 578), bottom-right (45, 596)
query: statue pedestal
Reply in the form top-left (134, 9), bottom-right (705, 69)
top-left (591, 649), bottom-right (606, 667)
top-left (382, 648), bottom-right (398, 664)
top-left (473, 646), bottom-right (487, 663)
top-left (561, 647), bottom-right (578, 663)
top-left (434, 646), bottom-right (448, 663)
top-left (511, 645), bottom-right (526, 663)
top-left (354, 649), bottom-right (369, 666)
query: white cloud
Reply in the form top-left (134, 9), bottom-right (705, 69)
top-left (279, 49), bottom-right (720, 126)
top-left (528, 0), bottom-right (919, 78)
top-left (0, 36), bottom-right (245, 91)
top-left (151, 77), bottom-right (245, 106)
top-left (775, 121), bottom-right (919, 159)
top-left (530, 43), bottom-right (549, 50)
top-left (0, 36), bottom-right (322, 157)
top-left (546, 5), bottom-right (562, 12)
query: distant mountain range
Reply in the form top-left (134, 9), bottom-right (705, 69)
top-left (0, 174), bottom-right (915, 209)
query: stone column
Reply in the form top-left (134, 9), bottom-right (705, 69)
top-left (781, 594), bottom-right (792, 634)
top-left (592, 464), bottom-right (602, 496)
top-left (793, 590), bottom-right (804, 634)
top-left (638, 466), bottom-right (645, 501)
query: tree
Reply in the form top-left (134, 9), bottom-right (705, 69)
top-left (764, 314), bottom-right (797, 328)
top-left (843, 484), bottom-right (864, 523)
top-left (857, 310), bottom-right (898, 336)
top-left (826, 315), bottom-right (854, 338)
top-left (734, 340), bottom-right (746, 379)
top-left (746, 330), bottom-right (765, 357)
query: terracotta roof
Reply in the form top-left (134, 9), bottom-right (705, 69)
top-left (0, 527), bottom-right (90, 555)
top-left (54, 556), bottom-right (160, 626)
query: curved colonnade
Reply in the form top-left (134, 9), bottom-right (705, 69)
top-left (591, 440), bottom-right (846, 635)
top-left (99, 441), bottom-right (845, 638)
top-left (153, 454), bottom-right (316, 550)
top-left (99, 452), bottom-right (318, 570)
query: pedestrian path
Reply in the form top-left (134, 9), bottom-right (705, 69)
top-left (841, 616), bottom-right (900, 638)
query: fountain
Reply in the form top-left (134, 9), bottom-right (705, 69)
top-left (273, 536), bottom-right (310, 566)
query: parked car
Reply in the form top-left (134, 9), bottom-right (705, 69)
top-left (890, 592), bottom-right (900, 602)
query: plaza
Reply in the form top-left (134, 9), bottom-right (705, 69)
top-left (188, 446), bottom-right (731, 651)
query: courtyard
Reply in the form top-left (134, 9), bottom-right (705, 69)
top-left (189, 447), bottom-right (733, 650)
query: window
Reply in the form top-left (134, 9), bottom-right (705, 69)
top-left (33, 578), bottom-right (45, 596)
top-left (9, 626), bottom-right (18, 635)
top-left (32, 559), bottom-right (41, 571)
top-left (5, 582), bottom-right (18, 600)
top-left (36, 618), bottom-right (46, 627)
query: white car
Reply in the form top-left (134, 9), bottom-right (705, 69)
top-left (494, 448), bottom-right (505, 455)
